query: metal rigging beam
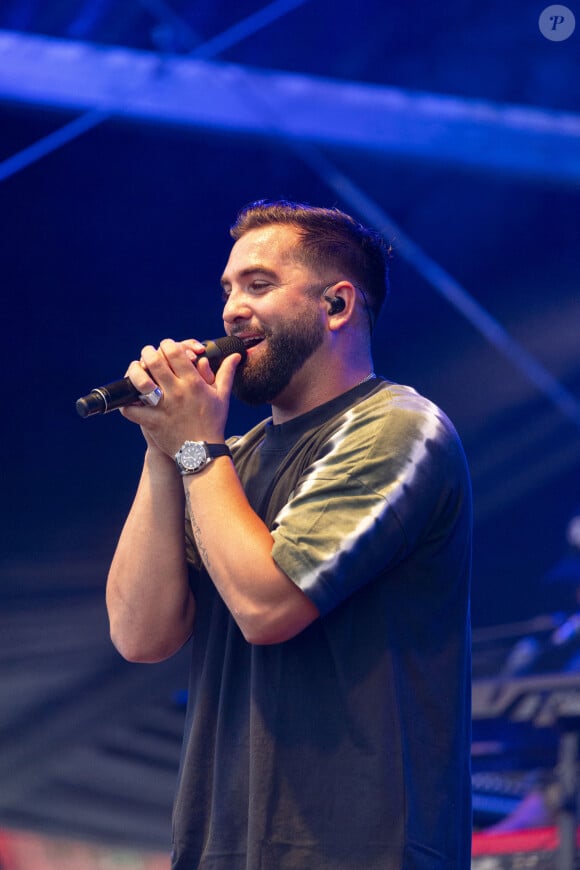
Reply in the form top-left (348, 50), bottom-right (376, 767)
top-left (0, 29), bottom-right (579, 186)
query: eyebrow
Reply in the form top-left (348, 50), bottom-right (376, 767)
top-left (220, 266), bottom-right (279, 289)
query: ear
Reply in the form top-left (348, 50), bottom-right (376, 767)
top-left (323, 281), bottom-right (357, 331)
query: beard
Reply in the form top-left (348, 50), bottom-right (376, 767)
top-left (232, 308), bottom-right (325, 406)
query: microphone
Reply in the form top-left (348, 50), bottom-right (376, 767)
top-left (75, 336), bottom-right (247, 418)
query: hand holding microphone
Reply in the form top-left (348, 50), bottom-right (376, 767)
top-left (76, 336), bottom-right (247, 418)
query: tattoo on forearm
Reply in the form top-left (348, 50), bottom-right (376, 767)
top-left (186, 492), bottom-right (211, 570)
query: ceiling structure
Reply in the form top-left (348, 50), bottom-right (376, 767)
top-left (1, 0), bottom-right (579, 850)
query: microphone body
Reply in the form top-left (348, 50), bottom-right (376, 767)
top-left (76, 336), bottom-right (247, 418)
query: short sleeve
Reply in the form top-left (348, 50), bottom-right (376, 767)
top-left (271, 387), bottom-right (470, 616)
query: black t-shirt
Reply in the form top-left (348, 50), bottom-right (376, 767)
top-left (173, 379), bottom-right (472, 869)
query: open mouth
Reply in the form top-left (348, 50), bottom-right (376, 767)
top-left (241, 336), bottom-right (265, 350)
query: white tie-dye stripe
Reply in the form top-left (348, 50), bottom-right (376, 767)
top-left (273, 390), bottom-right (445, 592)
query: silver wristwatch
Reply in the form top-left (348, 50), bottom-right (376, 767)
top-left (174, 441), bottom-right (232, 476)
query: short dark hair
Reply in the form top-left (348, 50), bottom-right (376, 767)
top-left (230, 200), bottom-right (391, 328)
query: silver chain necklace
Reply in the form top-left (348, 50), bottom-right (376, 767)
top-left (357, 372), bottom-right (376, 387)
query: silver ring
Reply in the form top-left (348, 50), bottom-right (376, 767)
top-left (138, 386), bottom-right (163, 406)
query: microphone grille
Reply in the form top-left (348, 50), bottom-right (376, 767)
top-left (203, 336), bottom-right (247, 372)
top-left (213, 335), bottom-right (247, 359)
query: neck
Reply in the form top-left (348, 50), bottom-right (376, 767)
top-left (270, 367), bottom-right (375, 425)
top-left (269, 328), bottom-right (374, 423)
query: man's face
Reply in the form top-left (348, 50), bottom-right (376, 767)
top-left (220, 225), bottom-right (327, 406)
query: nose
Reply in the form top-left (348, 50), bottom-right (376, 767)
top-left (222, 288), bottom-right (253, 325)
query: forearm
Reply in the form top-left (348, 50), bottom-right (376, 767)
top-left (109, 339), bottom-right (316, 644)
top-left (184, 457), bottom-right (318, 645)
top-left (106, 449), bottom-right (195, 662)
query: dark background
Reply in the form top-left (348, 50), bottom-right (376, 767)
top-left (1, 0), bottom-right (579, 848)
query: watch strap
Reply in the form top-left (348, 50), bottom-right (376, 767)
top-left (205, 443), bottom-right (232, 461)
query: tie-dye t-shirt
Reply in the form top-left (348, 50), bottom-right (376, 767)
top-left (174, 378), bottom-right (472, 870)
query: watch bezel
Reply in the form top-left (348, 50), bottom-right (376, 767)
top-left (175, 441), bottom-right (231, 475)
top-left (176, 441), bottom-right (209, 475)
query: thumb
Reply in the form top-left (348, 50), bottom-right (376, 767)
top-left (214, 352), bottom-right (242, 397)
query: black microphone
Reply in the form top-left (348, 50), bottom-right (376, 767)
top-left (75, 336), bottom-right (247, 418)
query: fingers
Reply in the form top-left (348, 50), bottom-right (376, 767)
top-left (119, 339), bottom-right (238, 450)
top-left (141, 339), bottom-right (211, 389)
top-left (125, 357), bottom-right (157, 394)
top-left (124, 339), bottom-right (211, 400)
top-left (122, 342), bottom-right (187, 417)
top-left (124, 337), bottom-right (238, 414)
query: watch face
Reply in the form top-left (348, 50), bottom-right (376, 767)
top-left (179, 441), bottom-right (207, 472)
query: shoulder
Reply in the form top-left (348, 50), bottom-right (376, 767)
top-left (298, 380), bottom-right (471, 530)
top-left (324, 379), bottom-right (466, 471)
top-left (358, 379), bottom-right (454, 430)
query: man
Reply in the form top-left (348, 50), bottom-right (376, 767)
top-left (106, 200), bottom-right (472, 869)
